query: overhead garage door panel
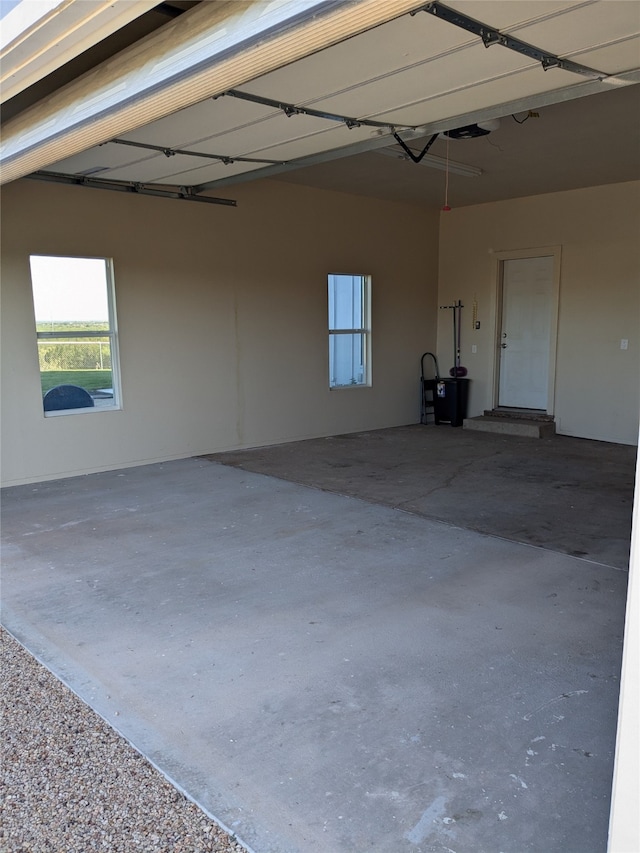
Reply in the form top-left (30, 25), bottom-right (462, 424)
top-left (146, 154), bottom-right (302, 187)
top-left (444, 0), bottom-right (589, 30)
top-left (135, 158), bottom-right (268, 186)
top-left (178, 112), bottom-right (344, 159)
top-left (572, 36), bottom-right (640, 75)
top-left (232, 1), bottom-right (626, 114)
top-left (238, 13), bottom-right (475, 105)
top-left (96, 152), bottom-right (208, 183)
top-left (152, 124), bottom-right (377, 184)
top-left (43, 144), bottom-right (157, 176)
top-left (513, 2), bottom-right (640, 56)
top-left (11, 0), bottom-right (640, 196)
top-left (44, 117), bottom-right (384, 187)
top-left (42, 100), bottom-right (382, 183)
top-left (231, 122), bottom-right (376, 163)
top-left (118, 97), bottom-right (279, 150)
top-left (306, 43), bottom-right (537, 121)
top-left (373, 66), bottom-right (582, 127)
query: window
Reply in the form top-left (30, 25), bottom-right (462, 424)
top-left (328, 273), bottom-right (371, 388)
top-left (30, 255), bottom-right (121, 415)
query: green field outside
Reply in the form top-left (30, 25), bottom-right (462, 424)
top-left (41, 370), bottom-right (112, 395)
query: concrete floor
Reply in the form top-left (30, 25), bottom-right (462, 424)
top-left (205, 426), bottom-right (636, 570)
top-left (1, 427), bottom-right (634, 853)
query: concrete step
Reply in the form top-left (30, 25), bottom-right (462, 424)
top-left (483, 408), bottom-right (554, 422)
top-left (463, 415), bottom-right (556, 438)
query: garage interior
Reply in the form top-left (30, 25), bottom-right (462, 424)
top-left (1, 1), bottom-right (639, 851)
top-left (1, 429), bottom-right (634, 852)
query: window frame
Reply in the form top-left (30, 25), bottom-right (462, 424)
top-left (328, 273), bottom-right (371, 389)
top-left (30, 254), bottom-right (122, 417)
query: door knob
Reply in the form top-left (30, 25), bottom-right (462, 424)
top-left (500, 343), bottom-right (508, 348)
top-left (502, 332), bottom-right (508, 338)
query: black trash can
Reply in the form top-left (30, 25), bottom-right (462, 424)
top-left (433, 378), bottom-right (469, 427)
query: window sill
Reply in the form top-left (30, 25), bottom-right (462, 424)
top-left (329, 383), bottom-right (372, 391)
top-left (44, 403), bottom-right (121, 417)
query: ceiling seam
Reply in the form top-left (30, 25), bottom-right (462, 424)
top-left (502, 0), bottom-right (600, 37)
top-left (348, 65), bottom-right (579, 122)
top-left (567, 33), bottom-right (640, 61)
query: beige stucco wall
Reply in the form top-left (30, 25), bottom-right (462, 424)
top-left (0, 178), bottom-right (438, 486)
top-left (438, 181), bottom-right (640, 445)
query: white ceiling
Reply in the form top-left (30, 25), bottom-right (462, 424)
top-left (6, 0), bottom-right (640, 206)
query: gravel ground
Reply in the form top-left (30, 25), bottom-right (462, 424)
top-left (0, 629), bottom-right (247, 853)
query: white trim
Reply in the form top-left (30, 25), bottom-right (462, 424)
top-left (31, 253), bottom-right (123, 416)
top-left (608, 426), bottom-right (640, 851)
top-left (44, 403), bottom-right (119, 418)
top-left (328, 273), bottom-right (372, 389)
top-left (105, 257), bottom-right (122, 411)
top-left (0, 0), bottom-right (158, 103)
top-left (1, 0), bottom-right (68, 51)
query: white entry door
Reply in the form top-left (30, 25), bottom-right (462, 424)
top-left (498, 256), bottom-right (555, 410)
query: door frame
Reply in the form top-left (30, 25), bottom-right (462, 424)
top-left (491, 245), bottom-right (562, 414)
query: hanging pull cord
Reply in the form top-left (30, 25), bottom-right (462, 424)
top-left (392, 131), bottom-right (439, 163)
top-left (444, 136), bottom-right (450, 208)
